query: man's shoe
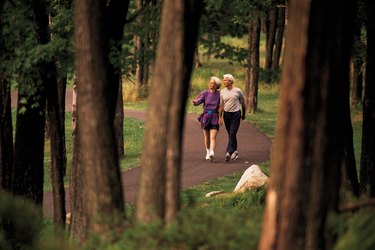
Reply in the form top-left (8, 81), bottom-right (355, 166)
top-left (225, 152), bottom-right (231, 162)
top-left (230, 151), bottom-right (239, 161)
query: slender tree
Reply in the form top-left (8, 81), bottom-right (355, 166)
top-left (271, 5), bottom-right (285, 71)
top-left (264, 6), bottom-right (277, 70)
top-left (258, 0), bottom-right (355, 249)
top-left (12, 0), bottom-right (50, 207)
top-left (360, 0), bottom-right (375, 197)
top-left (0, 1), bottom-right (13, 191)
top-left (135, 0), bottom-right (203, 223)
top-left (246, 17), bottom-right (261, 113)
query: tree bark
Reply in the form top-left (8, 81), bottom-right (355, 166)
top-left (351, 21), bottom-right (364, 108)
top-left (0, 78), bottom-right (13, 191)
top-left (74, 0), bottom-right (125, 238)
top-left (135, 0), bottom-right (203, 224)
top-left (271, 6), bottom-right (285, 71)
top-left (46, 60), bottom-right (66, 228)
top-left (258, 0), bottom-right (354, 249)
top-left (265, 7), bottom-right (277, 70)
top-left (246, 18), bottom-right (260, 114)
top-left (0, 2), bottom-right (13, 191)
top-left (12, 0), bottom-right (51, 207)
top-left (360, 0), bottom-right (375, 197)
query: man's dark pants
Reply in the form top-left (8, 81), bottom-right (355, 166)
top-left (223, 110), bottom-right (241, 155)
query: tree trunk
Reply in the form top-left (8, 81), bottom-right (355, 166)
top-left (56, 60), bottom-right (67, 176)
top-left (46, 60), bottom-right (66, 228)
top-left (246, 18), bottom-right (260, 114)
top-left (74, 0), bottom-right (125, 238)
top-left (135, 0), bottom-right (203, 224)
top-left (0, 78), bottom-right (13, 191)
top-left (341, 70), bottom-right (360, 197)
top-left (265, 7), bottom-right (277, 70)
top-left (69, 72), bottom-right (87, 241)
top-left (12, 0), bottom-right (51, 207)
top-left (258, 0), bottom-right (354, 249)
top-left (360, 0), bottom-right (375, 197)
top-left (271, 6), bottom-right (285, 71)
top-left (115, 79), bottom-right (124, 159)
top-left (351, 16), bottom-right (364, 108)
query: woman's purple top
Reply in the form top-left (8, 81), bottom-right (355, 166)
top-left (193, 90), bottom-right (220, 129)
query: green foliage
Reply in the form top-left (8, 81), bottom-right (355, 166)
top-left (0, 192), bottom-right (43, 249)
top-left (88, 191), bottom-right (264, 250)
top-left (333, 209), bottom-right (375, 250)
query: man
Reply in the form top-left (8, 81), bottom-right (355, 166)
top-left (219, 74), bottom-right (246, 161)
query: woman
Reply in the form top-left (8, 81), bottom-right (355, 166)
top-left (192, 76), bottom-right (222, 162)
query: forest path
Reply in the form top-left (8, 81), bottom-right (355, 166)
top-left (11, 89), bottom-right (271, 217)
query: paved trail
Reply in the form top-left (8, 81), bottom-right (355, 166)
top-left (11, 90), bottom-right (271, 217)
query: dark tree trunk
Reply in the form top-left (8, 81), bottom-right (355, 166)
top-left (341, 72), bottom-right (360, 198)
top-left (246, 18), bottom-right (260, 114)
top-left (12, 0), bottom-right (51, 207)
top-left (265, 7), bottom-right (277, 70)
top-left (107, 0), bottom-right (129, 161)
top-left (0, 78), bottom-right (13, 191)
top-left (135, 0), bottom-right (203, 224)
top-left (351, 15), bottom-right (364, 108)
top-left (69, 73), bottom-right (87, 241)
top-left (271, 6), bottom-right (285, 71)
top-left (0, 3), bottom-right (13, 191)
top-left (259, 0), bottom-right (354, 249)
top-left (115, 79), bottom-right (124, 159)
top-left (56, 61), bottom-right (67, 176)
top-left (46, 61), bottom-right (66, 227)
top-left (360, 0), bottom-right (375, 197)
top-left (74, 0), bottom-right (126, 238)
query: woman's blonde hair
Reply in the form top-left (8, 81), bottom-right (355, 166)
top-left (211, 76), bottom-right (222, 89)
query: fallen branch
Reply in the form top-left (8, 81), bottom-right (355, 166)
top-left (339, 198), bottom-right (375, 213)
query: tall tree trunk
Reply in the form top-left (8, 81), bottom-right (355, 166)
top-left (69, 72), bottom-right (87, 241)
top-left (264, 7), bottom-right (277, 70)
top-left (135, 0), bottom-right (145, 91)
top-left (12, 0), bottom-right (50, 207)
top-left (135, 0), bottom-right (203, 224)
top-left (360, 0), bottom-right (375, 197)
top-left (46, 60), bottom-right (66, 228)
top-left (115, 79), bottom-right (124, 159)
top-left (0, 2), bottom-right (13, 191)
top-left (246, 18), bottom-right (260, 114)
top-left (74, 0), bottom-right (125, 238)
top-left (107, 0), bottom-right (129, 160)
top-left (271, 6), bottom-right (285, 71)
top-left (258, 0), bottom-right (354, 249)
top-left (341, 113), bottom-right (360, 197)
top-left (56, 61), bottom-right (67, 176)
top-left (351, 14), bottom-right (364, 108)
top-left (0, 78), bottom-right (13, 191)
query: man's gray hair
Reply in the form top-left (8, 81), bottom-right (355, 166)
top-left (223, 74), bottom-right (235, 83)
top-left (211, 76), bottom-right (222, 89)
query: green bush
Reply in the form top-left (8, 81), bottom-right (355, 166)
top-left (0, 192), bottom-right (43, 249)
top-left (333, 209), bottom-right (375, 250)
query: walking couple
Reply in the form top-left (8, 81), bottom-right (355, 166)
top-left (192, 74), bottom-right (246, 163)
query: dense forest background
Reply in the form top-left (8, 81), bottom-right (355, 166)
top-left (0, 0), bottom-right (375, 249)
